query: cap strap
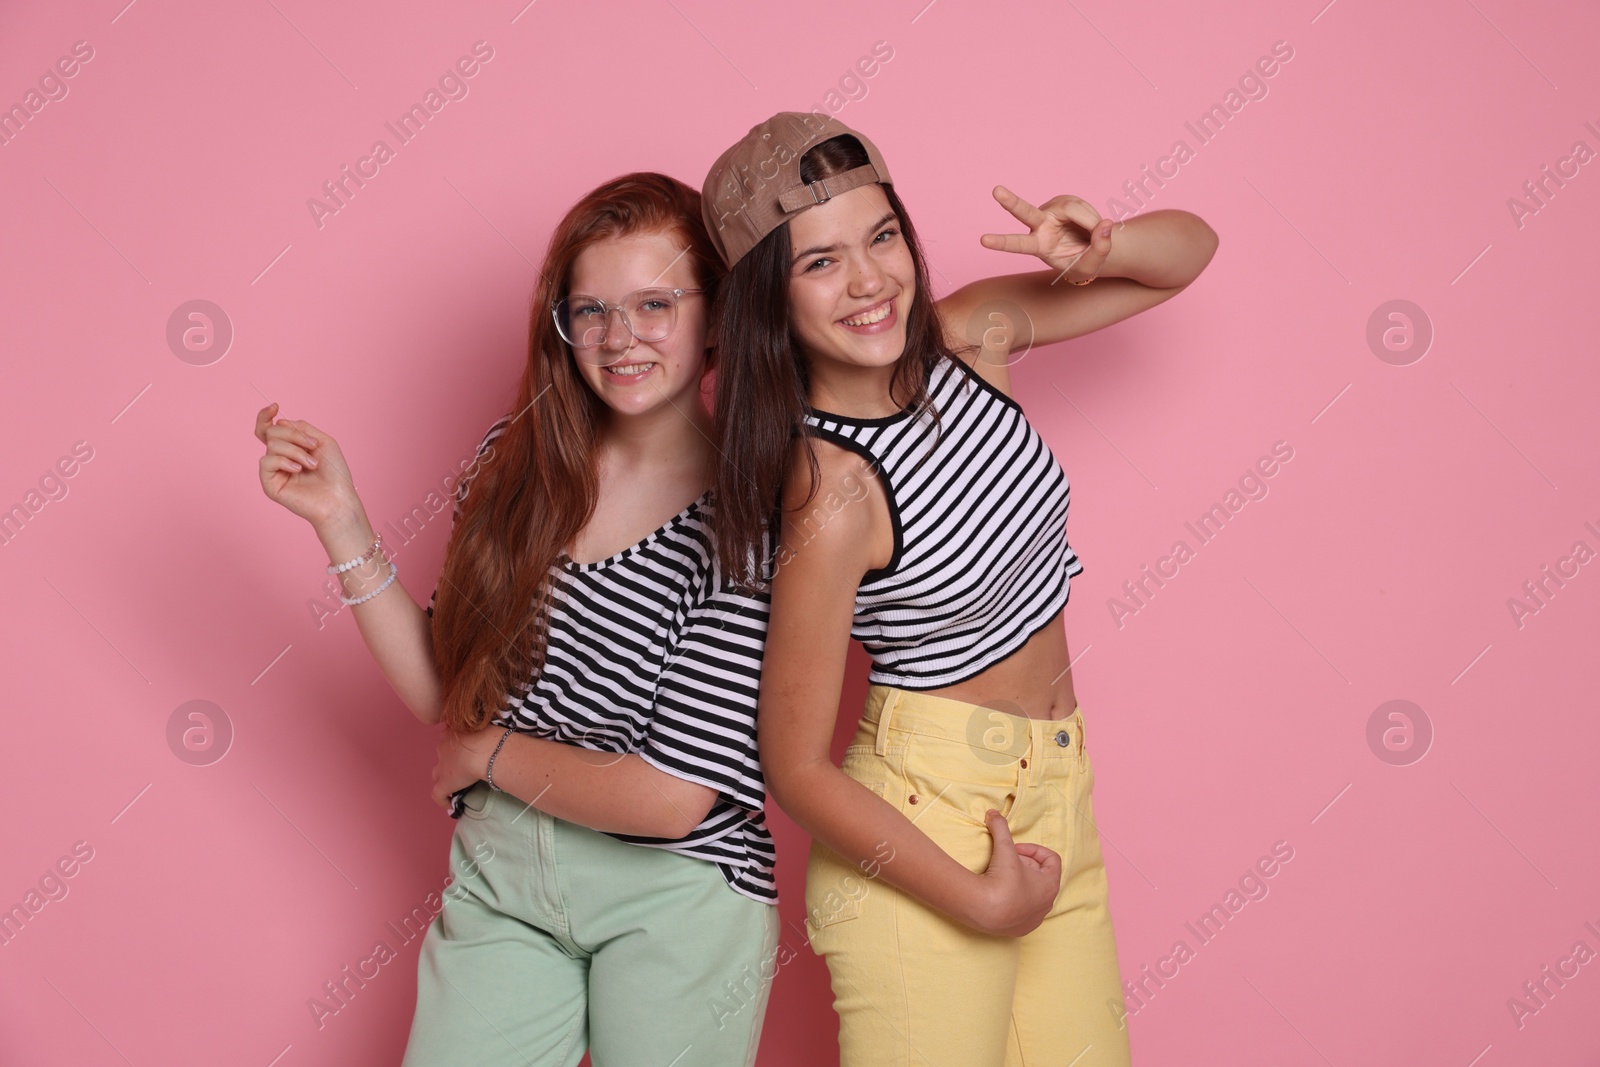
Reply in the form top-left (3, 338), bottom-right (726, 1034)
top-left (776, 164), bottom-right (883, 213)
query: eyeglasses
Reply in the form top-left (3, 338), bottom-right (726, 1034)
top-left (551, 287), bottom-right (705, 361)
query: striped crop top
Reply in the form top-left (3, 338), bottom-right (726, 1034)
top-left (426, 416), bottom-right (776, 904)
top-left (801, 355), bottom-right (1082, 690)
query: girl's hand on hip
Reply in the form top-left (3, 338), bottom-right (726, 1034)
top-left (980, 186), bottom-right (1114, 284)
top-left (969, 808), bottom-right (1062, 937)
top-left (253, 402), bottom-right (360, 529)
top-left (431, 726), bottom-right (500, 808)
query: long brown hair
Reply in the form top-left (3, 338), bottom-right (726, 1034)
top-left (431, 172), bottom-right (722, 733)
top-left (710, 134), bottom-right (957, 590)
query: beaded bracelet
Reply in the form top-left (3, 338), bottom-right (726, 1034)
top-left (340, 559), bottom-right (398, 606)
top-left (327, 533), bottom-right (384, 575)
top-left (485, 726), bottom-right (514, 791)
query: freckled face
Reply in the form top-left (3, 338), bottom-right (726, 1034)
top-left (564, 230), bottom-right (709, 418)
top-left (785, 184), bottom-right (916, 373)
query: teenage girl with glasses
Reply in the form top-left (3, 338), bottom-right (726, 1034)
top-left (700, 113), bottom-right (1217, 1066)
top-left (256, 174), bottom-right (778, 1066)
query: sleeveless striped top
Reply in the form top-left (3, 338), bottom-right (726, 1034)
top-left (801, 355), bottom-right (1082, 690)
top-left (426, 416), bottom-right (776, 904)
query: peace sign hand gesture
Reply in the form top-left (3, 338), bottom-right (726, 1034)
top-left (979, 186), bottom-right (1115, 284)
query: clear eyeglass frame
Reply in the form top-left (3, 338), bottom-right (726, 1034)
top-left (551, 287), bottom-right (705, 362)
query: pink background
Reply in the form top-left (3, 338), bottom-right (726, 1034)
top-left (3, 0), bottom-right (1598, 1063)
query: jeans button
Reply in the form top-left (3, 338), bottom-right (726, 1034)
top-left (1054, 729), bottom-right (1071, 747)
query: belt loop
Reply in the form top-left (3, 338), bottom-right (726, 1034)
top-left (874, 689), bottom-right (900, 756)
top-left (1027, 718), bottom-right (1043, 786)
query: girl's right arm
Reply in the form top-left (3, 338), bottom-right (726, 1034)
top-left (254, 402), bottom-right (445, 725)
top-left (758, 439), bottom-right (1063, 938)
top-left (256, 404), bottom-right (723, 839)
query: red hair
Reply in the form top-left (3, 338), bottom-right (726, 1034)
top-left (430, 172), bottom-right (722, 732)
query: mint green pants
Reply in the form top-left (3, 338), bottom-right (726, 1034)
top-left (401, 781), bottom-right (779, 1067)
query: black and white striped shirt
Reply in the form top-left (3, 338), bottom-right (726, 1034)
top-left (426, 416), bottom-right (776, 904)
top-left (802, 355), bottom-right (1082, 690)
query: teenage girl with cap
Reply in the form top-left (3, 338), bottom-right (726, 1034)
top-left (253, 167), bottom-right (1089, 1067)
top-left (700, 113), bottom-right (1217, 1066)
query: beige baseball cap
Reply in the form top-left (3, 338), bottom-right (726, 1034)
top-left (701, 111), bottom-right (893, 269)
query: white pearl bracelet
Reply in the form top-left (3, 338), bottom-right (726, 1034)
top-left (340, 559), bottom-right (398, 606)
top-left (328, 533), bottom-right (384, 575)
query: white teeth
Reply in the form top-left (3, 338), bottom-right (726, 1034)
top-left (841, 303), bottom-right (891, 327)
top-left (605, 363), bottom-right (652, 376)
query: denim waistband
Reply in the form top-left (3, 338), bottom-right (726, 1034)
top-left (855, 684), bottom-right (1083, 761)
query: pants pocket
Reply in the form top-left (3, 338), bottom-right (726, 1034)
top-left (805, 767), bottom-right (895, 941)
top-left (804, 839), bottom-right (874, 941)
top-left (895, 734), bottom-right (1025, 875)
top-left (457, 780), bottom-right (496, 819)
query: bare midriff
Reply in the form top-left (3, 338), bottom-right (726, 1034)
top-left (917, 609), bottom-right (1077, 720)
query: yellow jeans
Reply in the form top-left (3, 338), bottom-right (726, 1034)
top-left (804, 685), bottom-right (1132, 1067)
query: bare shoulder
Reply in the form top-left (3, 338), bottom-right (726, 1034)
top-left (932, 289), bottom-right (1015, 396)
top-left (775, 434), bottom-right (892, 579)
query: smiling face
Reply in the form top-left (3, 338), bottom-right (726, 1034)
top-left (564, 229), bottom-right (710, 420)
top-left (785, 183), bottom-right (916, 377)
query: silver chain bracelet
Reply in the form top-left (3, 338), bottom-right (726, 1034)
top-left (485, 725), bottom-right (514, 791)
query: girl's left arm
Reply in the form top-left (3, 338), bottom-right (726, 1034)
top-left (432, 728), bottom-right (717, 839)
top-left (934, 190), bottom-right (1219, 393)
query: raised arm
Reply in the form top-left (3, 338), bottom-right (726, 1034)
top-left (255, 402), bottom-right (445, 725)
top-left (934, 192), bottom-right (1219, 395)
top-left (758, 437), bottom-right (1060, 937)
